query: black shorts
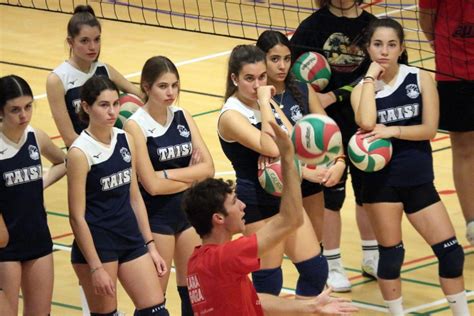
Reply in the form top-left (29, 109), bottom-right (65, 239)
top-left (0, 244), bottom-right (52, 262)
top-left (324, 162), bottom-right (363, 211)
top-left (438, 81), bottom-right (474, 132)
top-left (362, 182), bottom-right (441, 214)
top-left (149, 209), bottom-right (191, 235)
top-left (237, 178), bottom-right (280, 224)
top-left (71, 241), bottom-right (148, 264)
top-left (301, 179), bottom-right (323, 198)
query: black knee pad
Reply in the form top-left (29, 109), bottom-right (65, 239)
top-left (294, 254), bottom-right (328, 296)
top-left (134, 302), bottom-right (169, 316)
top-left (91, 310), bottom-right (117, 316)
top-left (378, 242), bottom-right (405, 280)
top-left (432, 237), bottom-right (464, 278)
top-left (251, 267), bottom-right (283, 295)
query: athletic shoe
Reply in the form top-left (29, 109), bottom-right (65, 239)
top-left (466, 221), bottom-right (474, 246)
top-left (327, 263), bottom-right (351, 292)
top-left (361, 255), bottom-right (378, 279)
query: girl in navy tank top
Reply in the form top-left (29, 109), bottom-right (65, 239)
top-left (125, 56), bottom-right (214, 315)
top-left (0, 75), bottom-right (66, 315)
top-left (67, 76), bottom-right (169, 315)
top-left (218, 45), bottom-right (329, 299)
top-left (351, 18), bottom-right (469, 315)
top-left (46, 5), bottom-right (142, 148)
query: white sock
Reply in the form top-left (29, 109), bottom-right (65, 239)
top-left (79, 285), bottom-right (90, 316)
top-left (361, 239), bottom-right (378, 259)
top-left (446, 291), bottom-right (470, 316)
top-left (323, 248), bottom-right (342, 267)
top-left (385, 296), bottom-right (404, 316)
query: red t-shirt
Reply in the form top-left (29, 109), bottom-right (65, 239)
top-left (419, 0), bottom-right (474, 81)
top-left (187, 234), bottom-right (264, 316)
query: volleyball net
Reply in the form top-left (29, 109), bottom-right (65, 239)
top-left (1, 0), bottom-right (437, 73)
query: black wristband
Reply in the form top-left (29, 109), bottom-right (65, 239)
top-left (363, 75), bottom-right (375, 81)
top-left (145, 239), bottom-right (154, 246)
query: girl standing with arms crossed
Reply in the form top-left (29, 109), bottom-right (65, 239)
top-left (256, 30), bottom-right (346, 243)
top-left (125, 56), bottom-right (214, 315)
top-left (47, 4), bottom-right (142, 148)
top-left (67, 76), bottom-right (169, 316)
top-left (0, 75), bottom-right (66, 315)
top-left (218, 45), bottom-right (328, 299)
top-left (351, 18), bottom-right (469, 316)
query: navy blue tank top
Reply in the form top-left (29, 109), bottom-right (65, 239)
top-left (368, 65), bottom-right (434, 186)
top-left (70, 128), bottom-right (144, 250)
top-left (0, 127), bottom-right (52, 258)
top-left (129, 107), bottom-right (192, 214)
top-left (53, 61), bottom-right (110, 134)
top-left (274, 82), bottom-right (310, 125)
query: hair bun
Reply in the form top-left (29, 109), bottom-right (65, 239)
top-left (73, 4), bottom-right (95, 16)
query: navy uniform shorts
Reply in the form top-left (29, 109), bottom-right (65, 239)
top-left (71, 240), bottom-right (147, 264)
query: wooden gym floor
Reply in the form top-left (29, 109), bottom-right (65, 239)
top-left (0, 1), bottom-right (472, 314)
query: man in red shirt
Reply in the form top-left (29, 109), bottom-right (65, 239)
top-left (419, 0), bottom-right (474, 247)
top-left (183, 122), bottom-right (357, 315)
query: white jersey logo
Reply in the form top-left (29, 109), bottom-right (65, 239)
top-left (290, 105), bottom-right (303, 122)
top-left (120, 147), bottom-right (131, 163)
top-left (177, 124), bottom-right (190, 138)
top-left (406, 84), bottom-right (420, 99)
top-left (28, 145), bottom-right (40, 160)
top-left (73, 99), bottom-right (82, 113)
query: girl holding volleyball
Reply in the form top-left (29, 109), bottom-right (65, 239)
top-left (218, 44), bottom-right (328, 299)
top-left (351, 18), bottom-right (469, 316)
top-left (290, 0), bottom-right (378, 292)
top-left (256, 29), bottom-right (346, 245)
top-left (125, 56), bottom-right (214, 315)
top-left (0, 75), bottom-right (66, 315)
top-left (67, 76), bottom-right (169, 315)
top-left (47, 4), bottom-right (142, 148)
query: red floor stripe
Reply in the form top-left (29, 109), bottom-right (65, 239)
top-left (438, 189), bottom-right (456, 195)
top-left (431, 135), bottom-right (450, 142)
top-left (51, 232), bottom-right (74, 240)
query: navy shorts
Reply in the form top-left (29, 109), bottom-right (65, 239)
top-left (362, 182), bottom-right (441, 214)
top-left (148, 208), bottom-right (191, 235)
top-left (438, 81), bottom-right (474, 132)
top-left (237, 178), bottom-right (280, 224)
top-left (324, 161), bottom-right (363, 211)
top-left (0, 243), bottom-right (52, 262)
top-left (71, 241), bottom-right (148, 264)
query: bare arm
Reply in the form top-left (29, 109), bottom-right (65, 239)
top-left (259, 288), bottom-right (358, 315)
top-left (124, 119), bottom-right (191, 195)
top-left (162, 109), bottom-right (214, 182)
top-left (351, 62), bottom-right (384, 130)
top-left (46, 73), bottom-right (79, 148)
top-left (0, 213), bottom-right (8, 248)
top-left (127, 135), bottom-right (167, 276)
top-left (35, 128), bottom-right (66, 189)
top-left (67, 148), bottom-right (115, 296)
top-left (256, 122), bottom-right (303, 257)
top-left (107, 64), bottom-right (145, 100)
top-left (218, 87), bottom-right (282, 157)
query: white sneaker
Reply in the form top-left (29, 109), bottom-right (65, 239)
top-left (361, 255), bottom-right (378, 279)
top-left (467, 221), bottom-right (474, 246)
top-left (327, 264), bottom-right (351, 292)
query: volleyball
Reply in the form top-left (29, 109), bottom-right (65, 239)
top-left (115, 93), bottom-right (144, 129)
top-left (291, 51), bottom-right (331, 92)
top-left (291, 114), bottom-right (342, 165)
top-left (348, 133), bottom-right (393, 172)
top-left (258, 159), bottom-right (302, 197)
